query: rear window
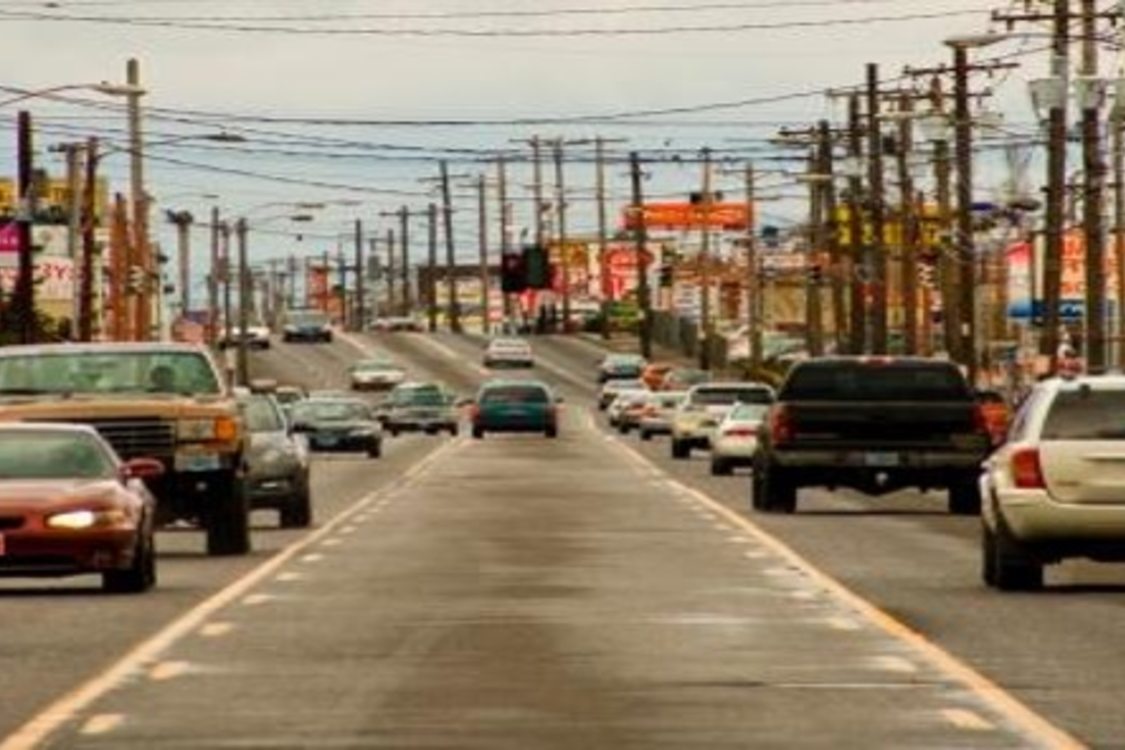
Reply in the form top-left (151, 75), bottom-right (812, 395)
top-left (481, 386), bottom-right (549, 404)
top-left (691, 387), bottom-right (774, 406)
top-left (393, 386), bottom-right (445, 406)
top-left (1041, 389), bottom-right (1125, 440)
top-left (780, 362), bottom-right (970, 401)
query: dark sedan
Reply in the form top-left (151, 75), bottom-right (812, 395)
top-left (290, 398), bottom-right (384, 458)
top-left (0, 423), bottom-right (161, 593)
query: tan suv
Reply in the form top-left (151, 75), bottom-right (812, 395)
top-left (0, 342), bottom-right (250, 556)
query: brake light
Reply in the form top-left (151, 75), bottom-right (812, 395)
top-left (724, 426), bottom-right (758, 438)
top-left (470, 404), bottom-right (481, 423)
top-left (1010, 447), bottom-right (1045, 489)
top-left (972, 404), bottom-right (990, 435)
top-left (769, 405), bottom-right (794, 444)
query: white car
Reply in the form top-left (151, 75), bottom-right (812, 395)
top-left (483, 338), bottom-right (534, 369)
top-left (638, 391), bottom-right (687, 441)
top-left (348, 356), bottom-right (407, 391)
top-left (219, 324), bottom-right (271, 350)
top-left (710, 402), bottom-right (770, 475)
top-left (981, 375), bottom-right (1125, 591)
top-left (598, 378), bottom-right (647, 411)
top-left (671, 382), bottom-right (775, 459)
top-left (606, 389), bottom-right (649, 429)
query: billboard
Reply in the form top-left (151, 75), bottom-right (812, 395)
top-left (1007, 231), bottom-right (1119, 321)
top-left (0, 177), bottom-right (109, 223)
top-left (622, 202), bottom-right (751, 231)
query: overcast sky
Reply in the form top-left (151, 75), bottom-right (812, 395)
top-left (0, 0), bottom-right (1057, 294)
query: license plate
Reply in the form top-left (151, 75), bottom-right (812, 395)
top-left (175, 453), bottom-right (221, 472)
top-left (864, 452), bottom-right (900, 467)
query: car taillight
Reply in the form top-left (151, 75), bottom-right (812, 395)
top-left (470, 405), bottom-right (481, 422)
top-left (769, 405), bottom-right (794, 445)
top-left (1010, 447), bottom-right (1045, 489)
top-left (724, 426), bottom-right (758, 438)
top-left (972, 403), bottom-right (990, 435)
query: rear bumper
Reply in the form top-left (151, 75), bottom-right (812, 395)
top-left (712, 437), bottom-right (759, 460)
top-left (768, 449), bottom-right (984, 492)
top-left (246, 473), bottom-right (302, 508)
top-left (307, 434), bottom-right (379, 452)
top-left (387, 419), bottom-right (457, 432)
top-left (992, 488), bottom-right (1125, 544)
top-left (476, 420), bottom-right (554, 433)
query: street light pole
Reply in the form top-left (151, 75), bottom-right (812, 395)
top-left (125, 58), bottom-right (151, 341)
top-left (79, 137), bottom-right (99, 342)
top-left (236, 218), bottom-right (250, 386)
top-left (953, 44), bottom-right (978, 385)
top-left (15, 110), bottom-right (35, 344)
top-left (440, 160), bottom-right (462, 333)
top-left (630, 151), bottom-right (653, 360)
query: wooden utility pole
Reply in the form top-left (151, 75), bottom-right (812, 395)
top-left (630, 152), bottom-right (653, 360)
top-left (846, 94), bottom-right (867, 355)
top-left (596, 137), bottom-right (612, 339)
top-left (126, 59), bottom-right (151, 341)
top-left (477, 174), bottom-right (491, 335)
top-left (110, 194), bottom-right (129, 342)
top-left (497, 155), bottom-right (513, 322)
top-left (399, 207), bottom-right (412, 315)
top-left (932, 77), bottom-right (958, 362)
top-left (895, 94), bottom-right (919, 355)
top-left (952, 45), bottom-right (977, 384)
top-left (79, 138), bottom-right (99, 342)
top-left (818, 120), bottom-right (845, 354)
top-left (552, 140), bottom-right (572, 332)
top-left (221, 221), bottom-right (233, 346)
top-left (699, 147), bottom-right (715, 370)
top-left (207, 206), bottom-right (219, 346)
top-left (866, 64), bottom-right (889, 354)
top-left (1081, 0), bottom-right (1107, 371)
top-left (427, 202), bottom-right (439, 332)
top-left (354, 219), bottom-right (365, 331)
top-left (745, 162), bottom-right (762, 371)
top-left (15, 110), bottom-right (34, 343)
top-left (440, 160), bottom-right (462, 333)
top-left (531, 136), bottom-right (545, 247)
top-left (236, 218), bottom-right (250, 386)
top-left (806, 148), bottom-right (825, 357)
top-left (385, 227), bottom-right (396, 315)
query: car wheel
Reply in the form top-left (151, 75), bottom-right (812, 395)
top-left (981, 521), bottom-right (998, 587)
top-left (640, 430), bottom-right (652, 442)
top-left (472, 426), bottom-right (484, 440)
top-left (280, 481), bottom-right (313, 529)
top-left (448, 424), bottom-right (459, 437)
top-left (751, 467), bottom-right (765, 510)
top-left (759, 467), bottom-right (797, 514)
top-left (617, 423), bottom-right (629, 435)
top-left (671, 439), bottom-right (690, 460)
top-left (948, 476), bottom-right (982, 516)
top-left (103, 531), bottom-right (156, 594)
top-left (545, 426), bottom-right (558, 439)
top-left (206, 474), bottom-right (251, 556)
top-left (711, 458), bottom-right (732, 476)
top-left (994, 514), bottom-right (1044, 591)
top-left (367, 439), bottom-right (383, 459)
top-left (388, 427), bottom-right (399, 438)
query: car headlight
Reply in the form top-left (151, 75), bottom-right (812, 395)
top-left (178, 416), bottom-right (238, 442)
top-left (46, 509), bottom-right (128, 530)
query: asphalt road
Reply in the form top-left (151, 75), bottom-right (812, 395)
top-left (0, 330), bottom-right (1096, 749)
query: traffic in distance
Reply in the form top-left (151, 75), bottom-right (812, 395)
top-left (0, 322), bottom-right (1122, 749)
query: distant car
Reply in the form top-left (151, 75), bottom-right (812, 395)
top-left (662, 367), bottom-right (711, 392)
top-left (384, 382), bottom-right (459, 436)
top-left (218, 324), bottom-right (271, 350)
top-left (671, 382), bottom-right (776, 459)
top-left (597, 354), bottom-right (646, 383)
top-left (981, 375), bottom-right (1125, 591)
top-left (710, 402), bottom-right (771, 475)
top-left (308, 389), bottom-right (353, 401)
top-left (239, 394), bottom-right (311, 528)
top-left (290, 398), bottom-right (383, 458)
top-left (598, 378), bottom-right (648, 411)
top-left (349, 356), bottom-right (407, 392)
top-left (282, 310), bottom-right (333, 343)
top-left (613, 390), bottom-right (653, 434)
top-left (470, 380), bottom-right (560, 439)
top-left (640, 362), bottom-right (675, 391)
top-left (369, 316), bottom-right (423, 333)
top-left (607, 389), bottom-right (648, 430)
top-left (483, 338), bottom-right (534, 369)
top-left (638, 391), bottom-right (687, 441)
top-left (0, 423), bottom-right (161, 593)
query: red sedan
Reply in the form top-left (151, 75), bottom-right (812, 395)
top-left (0, 424), bottom-right (162, 593)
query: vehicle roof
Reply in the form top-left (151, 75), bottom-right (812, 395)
top-left (793, 356), bottom-right (961, 368)
top-left (0, 422), bottom-right (101, 436)
top-left (479, 379), bottom-right (551, 389)
top-left (393, 381), bottom-right (443, 390)
top-left (1037, 374), bottom-right (1125, 391)
top-left (689, 381), bottom-right (773, 391)
top-left (0, 342), bottom-right (212, 357)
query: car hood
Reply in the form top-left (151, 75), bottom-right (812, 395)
top-left (0, 395), bottom-right (235, 420)
top-left (0, 478), bottom-right (122, 510)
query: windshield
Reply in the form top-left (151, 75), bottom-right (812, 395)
top-left (291, 401), bottom-right (371, 422)
top-left (0, 431), bottom-right (115, 480)
top-left (0, 350), bottom-right (222, 396)
top-left (606, 380), bottom-right (645, 391)
top-left (1041, 389), bottom-right (1125, 440)
top-left (392, 386), bottom-right (446, 407)
top-left (241, 396), bottom-right (284, 433)
top-left (480, 385), bottom-right (550, 404)
top-left (490, 339), bottom-right (529, 351)
top-left (355, 358), bottom-right (397, 372)
top-left (288, 311), bottom-right (329, 327)
top-left (781, 362), bottom-right (971, 401)
top-left (691, 387), bottom-right (774, 406)
top-left (729, 403), bottom-right (770, 421)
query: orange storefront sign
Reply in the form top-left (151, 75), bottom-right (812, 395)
top-left (622, 202), bottom-right (751, 231)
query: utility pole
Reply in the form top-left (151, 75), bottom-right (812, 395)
top-left (354, 219), bottom-right (365, 332)
top-left (630, 151), bottom-right (653, 360)
top-left (866, 64), bottom-right (889, 354)
top-left (806, 148), bottom-right (825, 357)
top-left (551, 139), bottom-right (572, 332)
top-left (952, 45), bottom-right (977, 384)
top-left (79, 138), bottom-right (99, 342)
top-left (846, 94), bottom-right (867, 355)
top-left (208, 206), bottom-right (219, 346)
top-left (1081, 0), bottom-right (1107, 372)
top-left (1115, 116), bottom-right (1125, 366)
top-left (398, 207), bottom-right (411, 316)
top-left (440, 160), bottom-right (462, 333)
top-left (427, 202), bottom-right (439, 332)
top-left (596, 137), bottom-right (612, 340)
top-left (15, 111), bottom-right (35, 344)
top-left (385, 227), bottom-right (396, 315)
top-left (531, 136), bottom-right (545, 247)
top-left (53, 141), bottom-right (83, 334)
top-left (699, 147), bottom-right (715, 370)
top-left (932, 77), bottom-right (958, 362)
top-left (477, 174), bottom-right (491, 335)
top-left (167, 211), bottom-right (193, 319)
top-left (818, 120), bottom-right (845, 354)
top-left (497, 154), bottom-right (513, 322)
top-left (126, 58), bottom-right (151, 341)
top-left (895, 94), bottom-right (919, 355)
top-left (221, 221), bottom-right (233, 347)
top-left (236, 218), bottom-right (250, 386)
top-left (745, 162), bottom-right (763, 372)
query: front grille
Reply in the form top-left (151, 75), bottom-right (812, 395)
top-left (0, 516), bottom-right (24, 530)
top-left (55, 417), bottom-right (176, 460)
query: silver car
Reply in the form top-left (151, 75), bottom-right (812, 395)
top-left (598, 378), bottom-right (647, 411)
top-left (239, 394), bottom-right (312, 528)
top-left (638, 391), bottom-right (687, 441)
top-left (710, 402), bottom-right (770, 475)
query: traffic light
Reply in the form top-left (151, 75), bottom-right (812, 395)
top-left (522, 244), bottom-right (551, 289)
top-left (127, 265), bottom-right (146, 294)
top-left (501, 252), bottom-right (527, 293)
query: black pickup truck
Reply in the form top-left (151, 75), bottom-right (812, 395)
top-left (752, 357), bottom-right (992, 515)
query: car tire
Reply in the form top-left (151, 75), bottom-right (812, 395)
top-left (640, 430), bottom-right (652, 442)
top-left (545, 425), bottom-right (558, 439)
top-left (448, 424), bottom-right (459, 437)
top-left (751, 467), bottom-right (765, 510)
top-left (280, 482), bottom-right (312, 529)
top-left (711, 458), bottom-right (732, 476)
top-left (472, 426), bottom-right (484, 440)
top-left (367, 439), bottom-right (383, 459)
top-left (283, 334), bottom-right (293, 343)
top-left (617, 423), bottom-right (629, 435)
top-left (759, 467), bottom-right (797, 514)
top-left (981, 521), bottom-right (998, 587)
top-left (994, 514), bottom-right (1044, 591)
top-left (102, 531), bottom-right (156, 594)
top-left (671, 439), bottom-right (690, 460)
top-left (206, 474), bottom-right (251, 557)
top-left (948, 476), bottom-right (982, 516)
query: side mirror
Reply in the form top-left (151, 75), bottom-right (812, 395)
top-left (122, 457), bottom-right (165, 481)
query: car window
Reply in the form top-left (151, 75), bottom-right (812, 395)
top-left (291, 401), bottom-right (370, 422)
top-left (241, 396), bottom-right (284, 433)
top-left (480, 385), bottom-right (550, 404)
top-left (780, 362), bottom-right (971, 401)
top-left (0, 350), bottom-right (222, 396)
top-left (730, 403), bottom-right (770, 421)
top-left (392, 386), bottom-right (446, 406)
top-left (691, 387), bottom-right (774, 406)
top-left (1040, 388), bottom-right (1125, 440)
top-left (288, 311), bottom-right (329, 326)
top-left (355, 358), bottom-right (396, 371)
top-left (0, 431), bottom-right (115, 480)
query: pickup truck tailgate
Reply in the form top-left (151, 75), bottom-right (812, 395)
top-left (785, 401), bottom-right (980, 449)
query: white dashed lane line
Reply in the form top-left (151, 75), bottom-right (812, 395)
top-left (79, 715), bottom-right (124, 737)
